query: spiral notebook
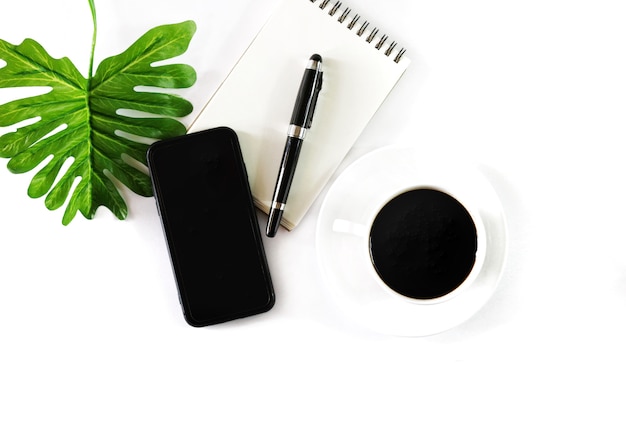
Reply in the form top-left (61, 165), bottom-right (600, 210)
top-left (189, 0), bottom-right (410, 230)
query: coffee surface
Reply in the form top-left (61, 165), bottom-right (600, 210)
top-left (369, 188), bottom-right (478, 300)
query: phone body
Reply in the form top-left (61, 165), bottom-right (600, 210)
top-left (147, 127), bottom-right (275, 326)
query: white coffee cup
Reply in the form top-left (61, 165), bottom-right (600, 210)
top-left (332, 184), bottom-right (487, 305)
top-left (316, 145), bottom-right (507, 336)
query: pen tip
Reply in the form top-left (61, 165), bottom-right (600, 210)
top-left (310, 54), bottom-right (322, 62)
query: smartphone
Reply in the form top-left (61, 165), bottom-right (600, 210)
top-left (147, 127), bottom-right (275, 327)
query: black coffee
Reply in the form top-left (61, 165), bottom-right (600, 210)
top-left (369, 188), bottom-right (478, 300)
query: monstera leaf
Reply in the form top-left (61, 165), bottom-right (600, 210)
top-left (0, 1), bottom-right (196, 224)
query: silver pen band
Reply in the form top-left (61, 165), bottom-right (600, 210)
top-left (306, 57), bottom-right (322, 71)
top-left (271, 201), bottom-right (286, 211)
top-left (288, 124), bottom-right (307, 140)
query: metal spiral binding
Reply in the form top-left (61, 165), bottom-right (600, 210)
top-left (338, 7), bottom-right (351, 23)
top-left (366, 28), bottom-right (379, 43)
top-left (357, 21), bottom-right (370, 37)
top-left (309, 0), bottom-right (406, 63)
top-left (318, 0), bottom-right (331, 9)
top-left (329, 1), bottom-right (342, 15)
top-left (347, 14), bottom-right (360, 30)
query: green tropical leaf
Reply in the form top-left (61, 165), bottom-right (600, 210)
top-left (0, 1), bottom-right (196, 225)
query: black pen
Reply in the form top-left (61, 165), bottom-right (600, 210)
top-left (266, 54), bottom-right (323, 237)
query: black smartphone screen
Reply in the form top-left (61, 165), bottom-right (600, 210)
top-left (147, 127), bottom-right (274, 326)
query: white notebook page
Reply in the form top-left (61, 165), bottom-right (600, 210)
top-left (189, 0), bottom-right (410, 230)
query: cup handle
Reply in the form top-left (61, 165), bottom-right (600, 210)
top-left (332, 219), bottom-right (368, 237)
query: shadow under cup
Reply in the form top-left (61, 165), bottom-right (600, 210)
top-left (369, 188), bottom-right (478, 301)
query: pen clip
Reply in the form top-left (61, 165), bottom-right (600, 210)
top-left (304, 72), bottom-right (323, 129)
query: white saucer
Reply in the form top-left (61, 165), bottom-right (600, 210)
top-left (316, 146), bottom-right (508, 336)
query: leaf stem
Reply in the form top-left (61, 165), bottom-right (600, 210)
top-left (88, 0), bottom-right (97, 81)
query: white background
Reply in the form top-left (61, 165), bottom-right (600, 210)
top-left (1, 0), bottom-right (625, 436)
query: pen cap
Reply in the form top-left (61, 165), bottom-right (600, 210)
top-left (290, 55), bottom-right (323, 128)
